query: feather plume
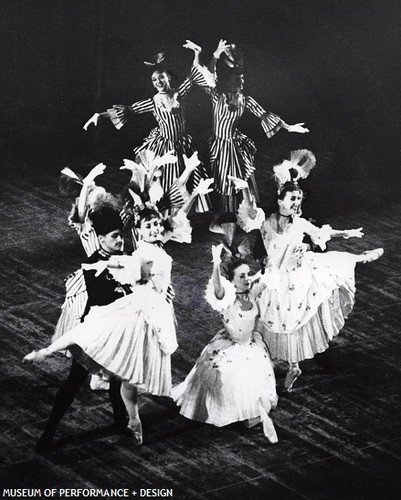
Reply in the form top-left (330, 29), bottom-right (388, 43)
top-left (144, 52), bottom-right (165, 66)
top-left (60, 167), bottom-right (83, 184)
top-left (273, 150), bottom-right (316, 192)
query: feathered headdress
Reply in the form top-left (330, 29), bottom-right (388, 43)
top-left (120, 150), bottom-right (178, 226)
top-left (144, 52), bottom-right (166, 67)
top-left (273, 150), bottom-right (316, 194)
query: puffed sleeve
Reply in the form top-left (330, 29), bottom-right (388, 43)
top-left (237, 199), bottom-right (265, 233)
top-left (205, 276), bottom-right (236, 312)
top-left (245, 96), bottom-right (283, 138)
top-left (107, 98), bottom-right (154, 129)
top-left (300, 219), bottom-right (332, 251)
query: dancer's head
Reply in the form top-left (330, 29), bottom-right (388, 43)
top-left (89, 207), bottom-right (124, 254)
top-left (136, 206), bottom-right (163, 243)
top-left (277, 182), bottom-right (303, 217)
top-left (226, 71), bottom-right (244, 94)
top-left (151, 68), bottom-right (172, 93)
top-left (227, 258), bottom-right (252, 293)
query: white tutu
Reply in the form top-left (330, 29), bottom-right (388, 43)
top-left (68, 284), bottom-right (177, 396)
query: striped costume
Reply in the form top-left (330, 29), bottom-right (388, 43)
top-left (202, 87), bottom-right (283, 213)
top-left (107, 67), bottom-right (210, 212)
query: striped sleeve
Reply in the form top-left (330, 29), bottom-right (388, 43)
top-left (246, 96), bottom-right (283, 138)
top-left (178, 65), bottom-right (216, 99)
top-left (65, 269), bottom-right (88, 320)
top-left (106, 99), bottom-right (153, 129)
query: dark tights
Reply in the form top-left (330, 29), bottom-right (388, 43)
top-left (41, 360), bottom-right (127, 439)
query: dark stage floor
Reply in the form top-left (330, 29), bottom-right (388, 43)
top-left (0, 160), bottom-right (400, 499)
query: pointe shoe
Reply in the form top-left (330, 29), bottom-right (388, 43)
top-left (209, 222), bottom-right (225, 235)
top-left (284, 366), bottom-right (302, 393)
top-left (262, 416), bottom-right (278, 444)
top-left (127, 419), bottom-right (143, 446)
top-left (361, 248), bottom-right (384, 263)
top-left (23, 349), bottom-right (49, 363)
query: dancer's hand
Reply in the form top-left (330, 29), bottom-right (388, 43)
top-left (214, 39), bottom-right (230, 59)
top-left (195, 178), bottom-right (214, 196)
top-left (287, 122), bottom-right (309, 134)
top-left (83, 163), bottom-right (106, 185)
top-left (154, 151), bottom-right (177, 167)
top-left (228, 175), bottom-right (248, 191)
top-left (83, 113), bottom-right (100, 130)
top-left (344, 227), bottom-right (364, 239)
top-left (23, 349), bottom-right (49, 364)
top-left (211, 243), bottom-right (224, 265)
top-left (82, 261), bottom-right (108, 277)
top-left (183, 152), bottom-right (201, 172)
top-left (183, 40), bottom-right (202, 53)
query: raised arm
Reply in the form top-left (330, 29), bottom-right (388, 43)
top-left (76, 163), bottom-right (106, 221)
top-left (208, 39), bottom-right (230, 75)
top-left (211, 244), bottom-right (225, 299)
top-left (180, 177), bottom-right (214, 215)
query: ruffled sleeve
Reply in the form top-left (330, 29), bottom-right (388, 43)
top-left (205, 276), bottom-right (236, 312)
top-left (107, 98), bottom-right (154, 129)
top-left (245, 96), bottom-right (283, 138)
top-left (300, 219), bottom-right (332, 251)
top-left (237, 199), bottom-right (265, 233)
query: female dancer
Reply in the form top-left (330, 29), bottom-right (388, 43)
top-left (24, 180), bottom-right (213, 446)
top-left (173, 244), bottom-right (278, 443)
top-left (191, 39), bottom-right (309, 242)
top-left (83, 43), bottom-right (213, 212)
top-left (232, 153), bottom-right (384, 391)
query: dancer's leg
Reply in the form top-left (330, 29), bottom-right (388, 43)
top-left (284, 362), bottom-right (302, 393)
top-left (36, 360), bottom-right (88, 453)
top-left (120, 382), bottom-right (142, 445)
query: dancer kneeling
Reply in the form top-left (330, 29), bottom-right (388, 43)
top-left (172, 244), bottom-right (279, 443)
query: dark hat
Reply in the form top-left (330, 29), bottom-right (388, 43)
top-left (89, 207), bottom-right (123, 236)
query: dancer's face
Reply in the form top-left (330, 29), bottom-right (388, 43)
top-left (151, 70), bottom-right (171, 93)
top-left (232, 264), bottom-right (252, 293)
top-left (278, 190), bottom-right (303, 217)
top-left (139, 216), bottom-right (163, 243)
top-left (99, 229), bottom-right (123, 254)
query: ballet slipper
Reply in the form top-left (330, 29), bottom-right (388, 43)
top-left (360, 248), bottom-right (384, 264)
top-left (262, 415), bottom-right (278, 444)
top-left (127, 418), bottom-right (143, 446)
top-left (284, 366), bottom-right (302, 392)
top-left (23, 349), bottom-right (49, 363)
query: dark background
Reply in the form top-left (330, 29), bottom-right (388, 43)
top-left (1, 0), bottom-right (401, 206)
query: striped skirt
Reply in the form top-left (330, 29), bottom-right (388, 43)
top-left (134, 129), bottom-right (211, 213)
